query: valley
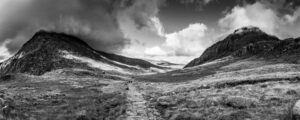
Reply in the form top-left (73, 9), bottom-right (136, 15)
top-left (1, 27), bottom-right (300, 120)
top-left (1, 59), bottom-right (300, 120)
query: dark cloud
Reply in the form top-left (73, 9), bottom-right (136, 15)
top-left (120, 0), bottom-right (165, 30)
top-left (178, 0), bottom-right (213, 5)
top-left (0, 0), bottom-right (154, 55)
top-left (175, 0), bottom-right (213, 11)
top-left (237, 0), bottom-right (300, 13)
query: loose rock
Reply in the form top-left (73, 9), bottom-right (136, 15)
top-left (157, 96), bottom-right (177, 106)
top-left (292, 100), bottom-right (300, 119)
top-left (224, 96), bottom-right (258, 109)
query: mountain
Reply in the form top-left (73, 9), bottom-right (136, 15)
top-left (184, 26), bottom-right (300, 68)
top-left (145, 59), bottom-right (184, 69)
top-left (0, 30), bottom-right (162, 75)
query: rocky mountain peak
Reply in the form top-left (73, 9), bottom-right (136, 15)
top-left (20, 30), bottom-right (92, 54)
top-left (0, 31), bottom-right (98, 75)
top-left (0, 30), bottom-right (162, 75)
top-left (184, 26), bottom-right (280, 68)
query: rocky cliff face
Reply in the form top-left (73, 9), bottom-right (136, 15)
top-left (0, 30), bottom-right (160, 75)
top-left (265, 37), bottom-right (300, 63)
top-left (184, 26), bottom-right (300, 68)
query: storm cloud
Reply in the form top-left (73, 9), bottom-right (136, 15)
top-left (2, 0), bottom-right (300, 63)
top-left (0, 0), bottom-right (163, 59)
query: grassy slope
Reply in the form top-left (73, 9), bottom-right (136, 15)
top-left (135, 57), bottom-right (237, 82)
top-left (134, 58), bottom-right (300, 120)
top-left (0, 69), bottom-right (128, 120)
top-left (1, 57), bottom-right (300, 119)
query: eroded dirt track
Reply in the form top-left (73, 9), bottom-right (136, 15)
top-left (126, 81), bottom-right (148, 120)
top-left (125, 79), bottom-right (163, 120)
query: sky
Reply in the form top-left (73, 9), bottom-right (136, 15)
top-left (1, 0), bottom-right (300, 64)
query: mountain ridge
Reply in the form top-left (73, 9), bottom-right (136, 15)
top-left (184, 26), bottom-right (300, 68)
top-left (0, 30), bottom-right (162, 75)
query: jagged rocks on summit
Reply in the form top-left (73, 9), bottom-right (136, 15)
top-left (233, 26), bottom-right (262, 35)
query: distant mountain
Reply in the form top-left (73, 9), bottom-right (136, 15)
top-left (0, 30), bottom-right (162, 75)
top-left (97, 51), bottom-right (163, 69)
top-left (145, 59), bottom-right (184, 69)
top-left (185, 26), bottom-right (300, 68)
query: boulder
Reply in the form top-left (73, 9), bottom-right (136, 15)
top-left (170, 112), bottom-right (204, 120)
top-left (224, 96), bottom-right (258, 109)
top-left (286, 89), bottom-right (298, 95)
top-left (157, 96), bottom-right (177, 106)
top-left (292, 100), bottom-right (300, 119)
